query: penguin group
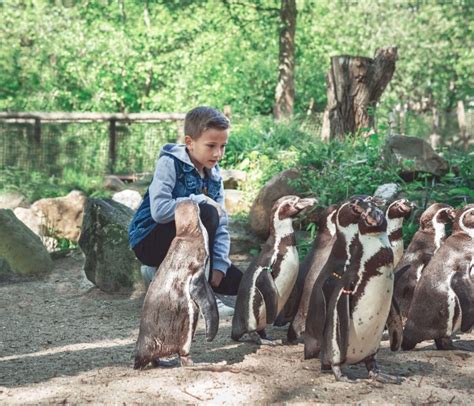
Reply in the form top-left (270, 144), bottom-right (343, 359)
top-left (133, 195), bottom-right (473, 384)
top-left (232, 196), bottom-right (473, 383)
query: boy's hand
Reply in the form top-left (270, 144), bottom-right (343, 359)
top-left (202, 196), bottom-right (224, 217)
top-left (210, 269), bottom-right (224, 288)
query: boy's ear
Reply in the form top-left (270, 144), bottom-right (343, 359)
top-left (184, 135), bottom-right (193, 149)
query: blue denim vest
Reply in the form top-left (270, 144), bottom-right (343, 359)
top-left (128, 153), bottom-right (222, 248)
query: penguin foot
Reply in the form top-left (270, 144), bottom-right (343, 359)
top-left (368, 370), bottom-right (402, 385)
top-left (179, 356), bottom-right (194, 367)
top-left (332, 365), bottom-right (355, 383)
top-left (435, 337), bottom-right (456, 350)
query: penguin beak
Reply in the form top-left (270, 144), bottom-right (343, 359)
top-left (363, 208), bottom-right (385, 227)
top-left (295, 197), bottom-right (318, 211)
top-left (447, 208), bottom-right (456, 221)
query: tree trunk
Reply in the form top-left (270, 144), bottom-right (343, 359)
top-left (456, 100), bottom-right (468, 151)
top-left (273, 0), bottom-right (296, 121)
top-left (321, 47), bottom-right (398, 141)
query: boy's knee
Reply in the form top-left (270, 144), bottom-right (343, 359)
top-left (199, 202), bottom-right (220, 231)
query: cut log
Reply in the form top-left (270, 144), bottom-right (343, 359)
top-left (321, 47), bottom-right (398, 141)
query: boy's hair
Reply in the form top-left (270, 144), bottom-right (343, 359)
top-left (184, 106), bottom-right (230, 139)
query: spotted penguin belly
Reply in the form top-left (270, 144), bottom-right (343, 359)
top-left (446, 286), bottom-right (462, 335)
top-left (346, 268), bottom-right (393, 364)
top-left (273, 246), bottom-right (299, 314)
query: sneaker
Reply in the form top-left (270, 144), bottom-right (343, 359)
top-left (140, 265), bottom-right (157, 289)
top-left (215, 296), bottom-right (234, 318)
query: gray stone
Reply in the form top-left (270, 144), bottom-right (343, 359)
top-left (104, 175), bottom-right (126, 191)
top-left (384, 135), bottom-right (449, 177)
top-left (374, 183), bottom-right (400, 202)
top-left (78, 198), bottom-right (141, 292)
top-left (112, 189), bottom-right (142, 211)
top-left (249, 168), bottom-right (301, 239)
top-left (221, 169), bottom-right (247, 189)
top-left (0, 257), bottom-right (13, 280)
top-left (0, 191), bottom-right (27, 210)
top-left (0, 209), bottom-right (54, 276)
top-left (228, 218), bottom-right (261, 255)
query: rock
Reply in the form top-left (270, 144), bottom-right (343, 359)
top-left (384, 135), bottom-right (449, 178)
top-left (221, 169), bottom-right (247, 189)
top-left (32, 191), bottom-right (87, 242)
top-left (112, 189), bottom-right (142, 211)
top-left (0, 257), bottom-right (13, 280)
top-left (374, 183), bottom-right (400, 202)
top-left (228, 218), bottom-right (261, 255)
top-left (249, 168), bottom-right (301, 239)
top-left (0, 191), bottom-right (27, 210)
top-left (224, 189), bottom-right (248, 215)
top-left (104, 175), bottom-right (126, 191)
top-left (13, 206), bottom-right (47, 236)
top-left (78, 198), bottom-right (141, 292)
top-left (0, 209), bottom-right (54, 276)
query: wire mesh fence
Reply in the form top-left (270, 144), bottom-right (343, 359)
top-left (0, 120), bottom-right (181, 178)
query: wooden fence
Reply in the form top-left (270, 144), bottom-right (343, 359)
top-left (0, 112), bottom-right (186, 173)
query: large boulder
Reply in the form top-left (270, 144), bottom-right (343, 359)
top-left (112, 189), bottom-right (142, 211)
top-left (221, 169), bottom-right (247, 189)
top-left (249, 168), bottom-right (301, 239)
top-left (79, 198), bottom-right (141, 292)
top-left (13, 206), bottom-right (47, 236)
top-left (0, 257), bottom-right (13, 280)
top-left (32, 190), bottom-right (87, 242)
top-left (374, 183), bottom-right (400, 203)
top-left (224, 189), bottom-right (249, 215)
top-left (0, 191), bottom-right (27, 210)
top-left (0, 209), bottom-right (54, 277)
top-left (384, 135), bottom-right (449, 178)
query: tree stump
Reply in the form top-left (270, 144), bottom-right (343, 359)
top-left (321, 47), bottom-right (398, 141)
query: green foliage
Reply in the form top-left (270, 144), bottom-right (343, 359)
top-left (0, 167), bottom-right (110, 203)
top-left (0, 0), bottom-right (471, 119)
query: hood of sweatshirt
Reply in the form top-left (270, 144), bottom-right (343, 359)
top-left (159, 143), bottom-right (221, 181)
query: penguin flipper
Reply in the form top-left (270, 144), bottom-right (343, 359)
top-left (190, 273), bottom-right (219, 341)
top-left (386, 297), bottom-right (403, 351)
top-left (451, 270), bottom-right (474, 332)
top-left (394, 264), bottom-right (410, 283)
top-left (321, 289), bottom-right (349, 366)
top-left (256, 268), bottom-right (279, 324)
top-left (304, 284), bottom-right (327, 359)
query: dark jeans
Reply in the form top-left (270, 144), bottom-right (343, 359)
top-left (132, 203), bottom-right (242, 295)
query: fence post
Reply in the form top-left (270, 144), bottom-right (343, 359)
top-left (109, 119), bottom-right (117, 173)
top-left (34, 118), bottom-right (41, 144)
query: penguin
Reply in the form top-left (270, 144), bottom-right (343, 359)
top-left (231, 195), bottom-right (317, 344)
top-left (402, 204), bottom-right (474, 351)
top-left (281, 204), bottom-right (339, 342)
top-left (385, 199), bottom-right (415, 267)
top-left (394, 203), bottom-right (455, 319)
top-left (134, 200), bottom-right (218, 368)
top-left (309, 203), bottom-right (402, 383)
top-left (303, 197), bottom-right (368, 360)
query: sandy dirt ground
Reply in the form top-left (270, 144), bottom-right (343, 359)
top-left (0, 252), bottom-right (473, 405)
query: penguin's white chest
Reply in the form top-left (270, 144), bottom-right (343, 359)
top-left (346, 267), bottom-right (393, 364)
top-left (392, 240), bottom-right (404, 266)
top-left (274, 246), bottom-right (299, 314)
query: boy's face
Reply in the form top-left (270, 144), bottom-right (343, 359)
top-left (185, 128), bottom-right (228, 172)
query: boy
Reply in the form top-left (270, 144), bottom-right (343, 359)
top-left (128, 106), bottom-right (242, 317)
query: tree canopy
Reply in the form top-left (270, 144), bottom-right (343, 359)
top-left (1, 0), bottom-right (472, 116)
